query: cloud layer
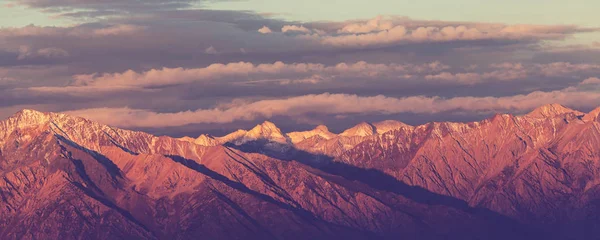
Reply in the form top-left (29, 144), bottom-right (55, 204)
top-left (61, 61), bottom-right (448, 88)
top-left (28, 61), bottom-right (599, 92)
top-left (65, 78), bottom-right (600, 128)
top-left (262, 16), bottom-right (597, 49)
top-left (1, 2), bottom-right (599, 135)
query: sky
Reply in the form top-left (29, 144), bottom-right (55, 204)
top-left (3, 1), bottom-right (600, 26)
top-left (210, 0), bottom-right (599, 26)
top-left (0, 0), bottom-right (599, 137)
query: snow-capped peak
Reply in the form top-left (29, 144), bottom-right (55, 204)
top-left (179, 134), bottom-right (220, 146)
top-left (251, 121), bottom-right (279, 132)
top-left (16, 109), bottom-right (45, 117)
top-left (10, 109), bottom-right (52, 126)
top-left (372, 120), bottom-right (412, 134)
top-left (194, 134), bottom-right (220, 146)
top-left (216, 129), bottom-right (248, 143)
top-left (247, 121), bottom-right (285, 140)
top-left (1, 108), bottom-right (160, 154)
top-left (217, 121), bottom-right (288, 145)
top-left (526, 103), bottom-right (580, 119)
top-left (340, 122), bottom-right (376, 137)
top-left (287, 124), bottom-right (336, 144)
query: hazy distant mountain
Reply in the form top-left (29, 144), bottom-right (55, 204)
top-left (2, 104), bottom-right (600, 239)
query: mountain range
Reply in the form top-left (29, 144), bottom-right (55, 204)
top-left (1, 104), bottom-right (600, 239)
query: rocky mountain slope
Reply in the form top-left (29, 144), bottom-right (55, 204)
top-left (1, 105), bottom-right (600, 239)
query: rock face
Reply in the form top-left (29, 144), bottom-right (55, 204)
top-left (1, 105), bottom-right (600, 239)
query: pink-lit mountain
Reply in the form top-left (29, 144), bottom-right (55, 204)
top-left (1, 104), bottom-right (600, 239)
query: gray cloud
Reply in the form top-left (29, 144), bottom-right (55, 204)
top-left (62, 78), bottom-right (600, 128)
top-left (53, 61), bottom-right (448, 88)
top-left (10, 0), bottom-right (208, 18)
top-left (26, 61), bottom-right (599, 94)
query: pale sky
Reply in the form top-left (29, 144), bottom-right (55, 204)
top-left (1, 0), bottom-right (599, 27)
top-left (0, 2), bottom-right (66, 27)
top-left (208, 0), bottom-right (596, 26)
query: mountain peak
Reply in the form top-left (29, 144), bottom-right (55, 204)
top-left (194, 134), bottom-right (219, 146)
top-left (287, 124), bottom-right (336, 144)
top-left (249, 121), bottom-right (282, 135)
top-left (526, 103), bottom-right (578, 118)
top-left (584, 107), bottom-right (600, 122)
top-left (16, 108), bottom-right (44, 115)
top-left (242, 121), bottom-right (288, 143)
top-left (315, 125), bottom-right (329, 132)
top-left (7, 109), bottom-right (54, 128)
top-left (12, 108), bottom-right (47, 119)
top-left (373, 120), bottom-right (411, 134)
top-left (260, 120), bottom-right (278, 129)
top-left (340, 122), bottom-right (376, 137)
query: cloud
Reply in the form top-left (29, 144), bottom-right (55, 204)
top-left (581, 77), bottom-right (600, 85)
top-left (490, 62), bottom-right (524, 70)
top-left (257, 16), bottom-right (598, 49)
top-left (64, 60), bottom-right (600, 88)
top-left (26, 60), bottom-right (600, 95)
top-left (0, 65), bottom-right (71, 87)
top-left (281, 25), bottom-right (325, 35)
top-left (9, 0), bottom-right (203, 18)
top-left (205, 46), bottom-right (219, 55)
top-left (0, 77), bottom-right (16, 85)
top-left (12, 0), bottom-right (197, 8)
top-left (0, 24), bottom-right (145, 38)
top-left (233, 74), bottom-right (329, 86)
top-left (17, 46), bottom-right (69, 60)
top-left (27, 85), bottom-right (154, 96)
top-left (92, 24), bottom-right (145, 36)
top-left (282, 25), bottom-right (312, 34)
top-left (0, 12), bottom-right (311, 73)
top-left (337, 15), bottom-right (395, 34)
top-left (2, 13), bottom-right (593, 85)
top-left (63, 83), bottom-right (600, 128)
top-left (535, 62), bottom-right (600, 76)
top-left (318, 24), bottom-right (592, 48)
top-left (258, 26), bottom-right (273, 34)
top-left (422, 62), bottom-right (600, 85)
top-left (1, 7), bottom-right (599, 135)
top-left (425, 72), bottom-right (483, 85)
top-left (61, 61), bottom-right (449, 88)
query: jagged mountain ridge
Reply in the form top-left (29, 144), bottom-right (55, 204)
top-left (180, 119), bottom-right (412, 146)
top-left (336, 104), bottom-right (600, 229)
top-left (0, 104), bottom-right (599, 239)
top-left (0, 109), bottom-right (527, 239)
top-left (179, 103), bottom-right (600, 237)
top-left (181, 103), bottom-right (592, 160)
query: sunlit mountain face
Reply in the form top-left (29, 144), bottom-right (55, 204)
top-left (0, 106), bottom-right (600, 239)
top-left (1, 0), bottom-right (600, 239)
